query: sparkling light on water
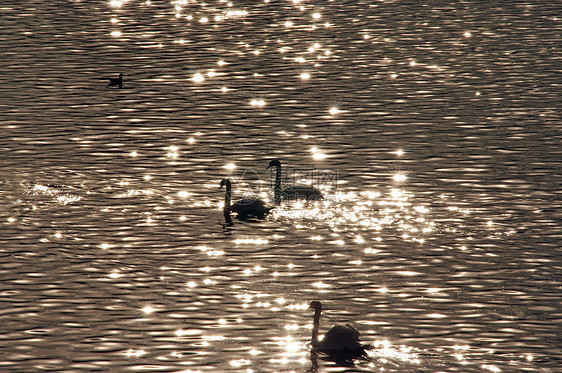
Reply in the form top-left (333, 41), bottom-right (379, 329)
top-left (250, 98), bottom-right (266, 107)
top-left (328, 106), bottom-right (340, 116)
top-left (369, 340), bottom-right (421, 364)
top-left (12, 2), bottom-right (541, 372)
top-left (192, 72), bottom-right (205, 83)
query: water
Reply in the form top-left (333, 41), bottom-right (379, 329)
top-left (1, 1), bottom-right (560, 372)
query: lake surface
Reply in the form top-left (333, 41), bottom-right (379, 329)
top-left (1, 1), bottom-right (560, 372)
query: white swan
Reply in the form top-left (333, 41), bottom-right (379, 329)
top-left (266, 160), bottom-right (323, 204)
top-left (309, 301), bottom-right (368, 363)
top-left (220, 179), bottom-right (273, 221)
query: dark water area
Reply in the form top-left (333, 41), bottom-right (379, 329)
top-left (1, 1), bottom-right (561, 372)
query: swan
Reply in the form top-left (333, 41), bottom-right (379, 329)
top-left (107, 73), bottom-right (123, 88)
top-left (309, 301), bottom-right (368, 363)
top-left (266, 160), bottom-right (323, 203)
top-left (220, 179), bottom-right (273, 221)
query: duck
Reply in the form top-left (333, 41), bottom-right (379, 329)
top-left (309, 301), bottom-right (369, 365)
top-left (107, 73), bottom-right (123, 88)
top-left (220, 178), bottom-right (273, 221)
top-left (266, 160), bottom-right (323, 204)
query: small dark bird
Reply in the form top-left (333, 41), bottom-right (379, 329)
top-left (266, 160), bottom-right (323, 204)
top-left (220, 178), bottom-right (273, 222)
top-left (107, 73), bottom-right (123, 88)
top-left (309, 301), bottom-right (369, 366)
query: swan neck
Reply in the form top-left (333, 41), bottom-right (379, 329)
top-left (311, 308), bottom-right (321, 345)
top-left (273, 165), bottom-right (282, 204)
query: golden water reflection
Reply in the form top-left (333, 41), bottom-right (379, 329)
top-left (7, 176), bottom-right (540, 371)
top-left (270, 187), bottom-right (440, 244)
top-left (213, 296), bottom-right (430, 371)
top-left (0, 0), bottom-right (553, 371)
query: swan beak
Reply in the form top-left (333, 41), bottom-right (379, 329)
top-left (266, 165), bottom-right (271, 169)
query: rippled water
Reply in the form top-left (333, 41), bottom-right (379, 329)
top-left (1, 1), bottom-right (561, 372)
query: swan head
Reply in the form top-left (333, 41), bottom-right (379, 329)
top-left (266, 159), bottom-right (281, 169)
top-left (309, 300), bottom-right (322, 312)
top-left (219, 178), bottom-right (231, 190)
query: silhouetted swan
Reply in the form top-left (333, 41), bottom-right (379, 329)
top-left (309, 301), bottom-right (368, 365)
top-left (266, 160), bottom-right (323, 204)
top-left (107, 73), bottom-right (123, 88)
top-left (220, 179), bottom-right (273, 221)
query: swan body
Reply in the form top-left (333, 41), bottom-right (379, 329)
top-left (279, 185), bottom-right (323, 200)
top-left (230, 198), bottom-right (271, 219)
top-left (267, 160), bottom-right (323, 203)
top-left (309, 301), bottom-right (368, 363)
top-left (220, 179), bottom-right (273, 221)
top-left (107, 73), bottom-right (123, 88)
